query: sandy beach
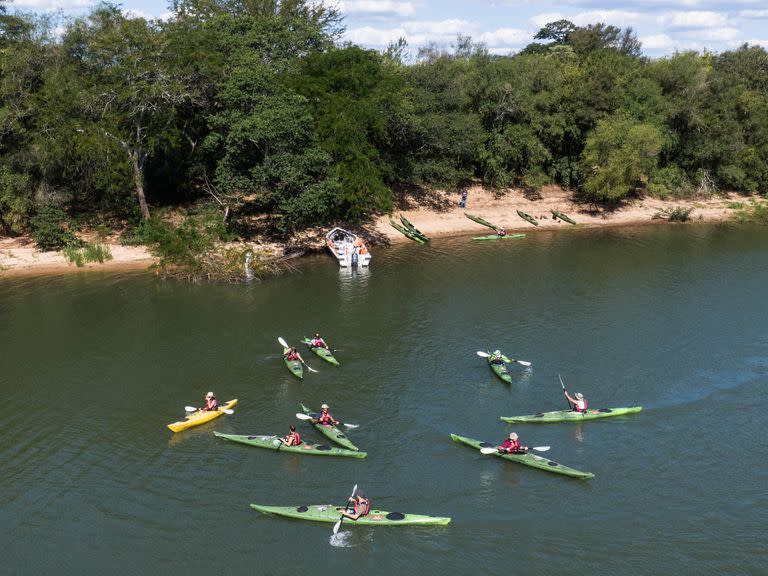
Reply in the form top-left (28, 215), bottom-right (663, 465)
top-left (0, 186), bottom-right (745, 277)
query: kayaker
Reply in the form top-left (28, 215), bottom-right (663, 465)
top-left (201, 392), bottom-right (218, 412)
top-left (490, 350), bottom-right (509, 365)
top-left (565, 391), bottom-right (588, 413)
top-left (498, 432), bottom-right (528, 454)
top-left (316, 403), bottom-right (340, 426)
top-left (284, 346), bottom-right (304, 363)
top-left (338, 488), bottom-right (371, 520)
top-left (310, 333), bottom-right (328, 349)
top-left (496, 227), bottom-right (507, 237)
top-left (282, 425), bottom-right (302, 446)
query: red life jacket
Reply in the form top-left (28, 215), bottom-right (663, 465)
top-left (318, 411), bottom-right (333, 425)
top-left (311, 338), bottom-right (324, 347)
top-left (354, 498), bottom-right (371, 516)
top-left (502, 438), bottom-right (522, 452)
top-left (574, 399), bottom-right (588, 412)
top-left (286, 431), bottom-right (301, 446)
top-left (286, 351), bottom-right (299, 361)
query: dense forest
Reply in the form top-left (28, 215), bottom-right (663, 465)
top-left (2, 0), bottom-right (768, 241)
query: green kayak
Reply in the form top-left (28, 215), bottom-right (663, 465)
top-left (472, 234), bottom-right (526, 241)
top-left (214, 432), bottom-right (366, 458)
top-left (389, 218), bottom-right (425, 244)
top-left (301, 338), bottom-right (339, 366)
top-left (399, 215), bottom-right (429, 241)
top-left (283, 348), bottom-right (303, 379)
top-left (450, 434), bottom-right (594, 479)
top-left (299, 403), bottom-right (358, 451)
top-left (501, 406), bottom-right (643, 423)
top-left (487, 354), bottom-right (512, 384)
top-left (250, 504), bottom-right (451, 526)
top-left (551, 210), bottom-right (576, 225)
top-left (517, 209), bottom-right (539, 226)
top-left (464, 212), bottom-right (499, 230)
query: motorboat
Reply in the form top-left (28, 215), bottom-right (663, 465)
top-left (325, 227), bottom-right (371, 267)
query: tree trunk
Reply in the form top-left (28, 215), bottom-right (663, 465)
top-left (131, 150), bottom-right (151, 220)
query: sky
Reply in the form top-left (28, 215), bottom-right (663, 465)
top-left (8, 0), bottom-right (768, 57)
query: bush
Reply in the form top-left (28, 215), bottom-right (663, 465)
top-left (30, 205), bottom-right (80, 251)
top-left (63, 242), bottom-right (113, 267)
top-left (652, 206), bottom-right (694, 222)
top-left (648, 165), bottom-right (694, 199)
top-left (733, 200), bottom-right (768, 224)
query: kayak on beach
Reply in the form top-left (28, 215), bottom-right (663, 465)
top-left (299, 403), bottom-right (359, 451)
top-left (399, 215), bottom-right (429, 241)
top-left (464, 212), bottom-right (500, 230)
top-left (250, 503), bottom-right (451, 526)
top-left (389, 217), bottom-right (426, 243)
top-left (551, 210), bottom-right (576, 224)
top-left (301, 338), bottom-right (339, 366)
top-left (501, 406), bottom-right (643, 423)
top-left (450, 434), bottom-right (594, 479)
top-left (517, 209), bottom-right (539, 226)
top-left (472, 233), bottom-right (526, 241)
top-left (167, 399), bottom-right (238, 433)
top-left (214, 432), bottom-right (366, 458)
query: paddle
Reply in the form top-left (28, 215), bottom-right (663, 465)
top-left (295, 412), bottom-right (360, 429)
top-left (185, 405), bottom-right (234, 415)
top-left (480, 446), bottom-right (550, 454)
top-left (476, 350), bottom-right (532, 367)
top-left (278, 336), bottom-right (318, 373)
top-left (333, 484), bottom-right (358, 535)
top-left (559, 374), bottom-right (571, 410)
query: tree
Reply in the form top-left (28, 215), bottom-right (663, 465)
top-left (581, 114), bottom-right (663, 202)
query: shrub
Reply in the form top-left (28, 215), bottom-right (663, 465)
top-left (30, 205), bottom-right (80, 251)
top-left (63, 242), bottom-right (114, 267)
top-left (653, 206), bottom-right (694, 222)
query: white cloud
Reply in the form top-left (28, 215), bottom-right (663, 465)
top-left (678, 26), bottom-right (740, 41)
top-left (337, 0), bottom-right (415, 17)
top-left (480, 27), bottom-right (531, 48)
top-left (344, 25), bottom-right (406, 46)
top-left (402, 19), bottom-right (476, 36)
top-left (529, 13), bottom-right (564, 29)
top-left (657, 11), bottom-right (729, 29)
top-left (639, 33), bottom-right (676, 50)
top-left (739, 10), bottom-right (768, 18)
top-left (571, 10), bottom-right (646, 28)
top-left (13, 0), bottom-right (92, 9)
top-left (344, 19), bottom-right (476, 47)
top-left (743, 38), bottom-right (768, 47)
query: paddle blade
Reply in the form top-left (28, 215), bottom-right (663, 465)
top-left (278, 336), bottom-right (289, 348)
top-left (558, 374), bottom-right (566, 390)
top-left (476, 351), bottom-right (491, 358)
top-left (295, 413), bottom-right (313, 420)
top-left (514, 360), bottom-right (532, 367)
top-left (480, 447), bottom-right (498, 454)
top-left (184, 406), bottom-right (198, 412)
top-left (342, 423), bottom-right (359, 429)
top-left (220, 409), bottom-right (234, 415)
top-left (532, 446), bottom-right (550, 452)
top-left (332, 519), bottom-right (342, 534)
top-left (307, 366), bottom-right (319, 373)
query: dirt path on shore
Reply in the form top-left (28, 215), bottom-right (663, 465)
top-left (0, 186), bottom-right (743, 277)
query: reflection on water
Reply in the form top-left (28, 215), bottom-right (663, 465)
top-left (338, 264), bottom-right (371, 296)
top-left (329, 528), bottom-right (374, 548)
top-left (572, 424), bottom-right (586, 444)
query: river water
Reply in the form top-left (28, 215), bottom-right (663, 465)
top-left (1, 224), bottom-right (767, 575)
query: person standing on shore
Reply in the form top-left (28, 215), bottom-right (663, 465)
top-left (459, 189), bottom-right (468, 208)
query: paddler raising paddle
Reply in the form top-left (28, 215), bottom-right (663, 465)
top-left (564, 391), bottom-right (588, 413)
top-left (497, 432), bottom-right (528, 454)
top-left (338, 488), bottom-right (371, 520)
top-left (201, 392), bottom-right (218, 412)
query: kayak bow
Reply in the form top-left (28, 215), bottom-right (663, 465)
top-left (399, 215), bottom-right (429, 241)
top-left (250, 504), bottom-right (450, 526)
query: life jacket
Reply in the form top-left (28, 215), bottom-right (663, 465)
top-left (354, 498), bottom-right (371, 516)
top-left (358, 245), bottom-right (368, 254)
top-left (311, 338), bottom-right (324, 348)
top-left (574, 399), bottom-right (587, 412)
top-left (285, 431), bottom-right (301, 446)
top-left (286, 351), bottom-right (299, 361)
top-left (502, 438), bottom-right (522, 452)
top-left (318, 411), bottom-right (333, 425)
top-left (353, 238), bottom-right (363, 247)
top-left (204, 398), bottom-right (218, 411)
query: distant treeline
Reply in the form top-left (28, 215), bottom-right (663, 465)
top-left (2, 1), bottom-right (767, 236)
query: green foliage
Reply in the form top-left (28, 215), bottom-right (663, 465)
top-left (733, 200), bottom-right (768, 224)
top-left (581, 115), bottom-right (663, 203)
top-left (30, 205), bottom-right (80, 251)
top-left (653, 206), bottom-right (695, 222)
top-left (62, 242), bottom-right (113, 267)
top-left (648, 165), bottom-right (694, 199)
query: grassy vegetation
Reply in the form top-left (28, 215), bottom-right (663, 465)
top-left (733, 200), bottom-right (768, 224)
top-left (63, 242), bottom-right (113, 267)
top-left (652, 206), bottom-right (695, 222)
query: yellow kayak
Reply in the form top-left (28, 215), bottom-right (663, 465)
top-left (167, 399), bottom-right (238, 433)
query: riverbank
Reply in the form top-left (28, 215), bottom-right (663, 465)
top-left (0, 186), bottom-right (747, 277)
